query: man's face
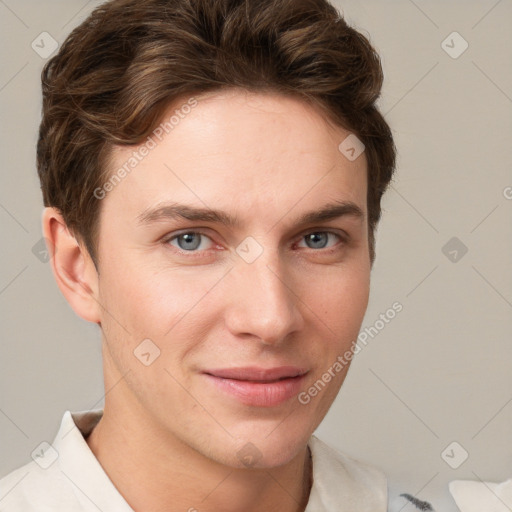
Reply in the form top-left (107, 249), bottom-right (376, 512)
top-left (94, 89), bottom-right (370, 468)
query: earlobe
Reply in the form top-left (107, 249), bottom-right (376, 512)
top-left (42, 207), bottom-right (101, 324)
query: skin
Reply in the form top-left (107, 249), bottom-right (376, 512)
top-left (43, 88), bottom-right (370, 512)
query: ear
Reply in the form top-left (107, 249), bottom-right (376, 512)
top-left (42, 207), bottom-right (101, 324)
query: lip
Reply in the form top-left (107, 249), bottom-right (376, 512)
top-left (203, 366), bottom-right (309, 407)
top-left (205, 366), bottom-right (308, 381)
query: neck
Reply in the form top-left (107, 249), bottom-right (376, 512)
top-left (86, 391), bottom-right (313, 512)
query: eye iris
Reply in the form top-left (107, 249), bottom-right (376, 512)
top-left (173, 232), bottom-right (333, 252)
top-left (178, 232), bottom-right (201, 251)
top-left (306, 232), bottom-right (328, 249)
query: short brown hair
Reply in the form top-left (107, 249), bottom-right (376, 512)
top-left (37, 0), bottom-right (396, 268)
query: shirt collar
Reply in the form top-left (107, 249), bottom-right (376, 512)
top-left (305, 434), bottom-right (387, 511)
top-left (55, 409), bottom-right (386, 512)
top-left (53, 409), bottom-right (134, 511)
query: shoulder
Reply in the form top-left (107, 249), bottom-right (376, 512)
top-left (306, 436), bottom-right (437, 512)
top-left (0, 458), bottom-right (75, 512)
top-left (0, 409), bottom-right (103, 512)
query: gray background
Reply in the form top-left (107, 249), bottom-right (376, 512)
top-left (1, 1), bottom-right (511, 510)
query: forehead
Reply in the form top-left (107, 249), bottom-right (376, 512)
top-left (102, 89), bottom-right (368, 225)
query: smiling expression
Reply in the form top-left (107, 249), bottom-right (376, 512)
top-left (93, 87), bottom-right (370, 468)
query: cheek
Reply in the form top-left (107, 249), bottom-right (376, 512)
top-left (97, 257), bottom-right (224, 357)
top-left (99, 267), bottom-right (168, 331)
top-left (304, 266), bottom-right (370, 336)
top-left (300, 269), bottom-right (369, 421)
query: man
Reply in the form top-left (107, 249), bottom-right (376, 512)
top-left (0, 0), bottom-right (434, 510)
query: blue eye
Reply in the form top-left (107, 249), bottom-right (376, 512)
top-left (167, 232), bottom-right (214, 252)
top-left (164, 230), bottom-right (345, 257)
top-left (297, 232), bottom-right (343, 250)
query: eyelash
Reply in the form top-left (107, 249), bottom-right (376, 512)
top-left (162, 229), bottom-right (348, 259)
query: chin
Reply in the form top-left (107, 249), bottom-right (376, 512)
top-left (225, 425), bottom-right (312, 470)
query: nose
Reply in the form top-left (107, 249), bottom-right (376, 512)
top-left (223, 243), bottom-right (305, 346)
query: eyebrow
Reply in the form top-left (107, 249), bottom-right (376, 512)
top-left (136, 200), bottom-right (365, 229)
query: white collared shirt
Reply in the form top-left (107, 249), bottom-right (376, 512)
top-left (0, 409), bottom-right (388, 511)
